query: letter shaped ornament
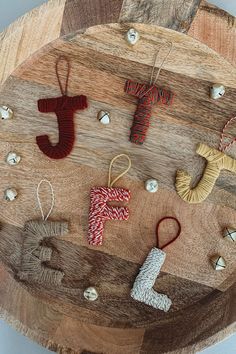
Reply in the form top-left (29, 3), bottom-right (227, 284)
top-left (124, 42), bottom-right (174, 145)
top-left (18, 180), bottom-right (69, 285)
top-left (131, 217), bottom-right (181, 312)
top-left (88, 154), bottom-right (131, 246)
top-left (36, 56), bottom-right (88, 159)
top-left (176, 117), bottom-right (236, 204)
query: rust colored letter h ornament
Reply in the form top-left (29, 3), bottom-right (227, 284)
top-left (125, 43), bottom-right (174, 145)
top-left (37, 56), bottom-right (88, 159)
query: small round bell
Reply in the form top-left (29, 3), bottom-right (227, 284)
top-left (0, 105), bottom-right (13, 120)
top-left (210, 84), bottom-right (225, 100)
top-left (145, 179), bottom-right (159, 193)
top-left (6, 152), bottom-right (21, 166)
top-left (223, 227), bottom-right (236, 242)
top-left (4, 188), bottom-right (18, 201)
top-left (83, 287), bottom-right (98, 301)
top-left (97, 110), bottom-right (110, 125)
top-left (125, 28), bottom-right (140, 46)
top-left (210, 255), bottom-right (226, 270)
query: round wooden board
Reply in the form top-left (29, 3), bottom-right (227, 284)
top-left (0, 1), bottom-right (235, 354)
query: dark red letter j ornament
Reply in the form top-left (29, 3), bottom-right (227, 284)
top-left (36, 56), bottom-right (88, 159)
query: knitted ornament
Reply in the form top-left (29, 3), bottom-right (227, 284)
top-left (18, 180), bottom-right (69, 285)
top-left (125, 42), bottom-right (174, 145)
top-left (176, 116), bottom-right (236, 204)
top-left (131, 216), bottom-right (181, 312)
top-left (36, 56), bottom-right (88, 159)
top-left (88, 154), bottom-right (131, 246)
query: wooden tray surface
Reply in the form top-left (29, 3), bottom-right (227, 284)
top-left (0, 1), bottom-right (235, 353)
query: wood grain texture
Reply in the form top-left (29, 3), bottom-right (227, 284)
top-left (0, 0), bottom-right (66, 86)
top-left (61, 0), bottom-right (202, 36)
top-left (0, 1), bottom-right (235, 353)
top-left (188, 1), bottom-right (236, 66)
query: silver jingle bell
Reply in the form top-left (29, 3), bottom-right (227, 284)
top-left (6, 152), bottom-right (21, 166)
top-left (210, 84), bottom-right (225, 100)
top-left (84, 287), bottom-right (98, 301)
top-left (223, 227), bottom-right (236, 242)
top-left (0, 105), bottom-right (13, 120)
top-left (97, 110), bottom-right (110, 125)
top-left (210, 255), bottom-right (226, 271)
top-left (4, 188), bottom-right (18, 201)
top-left (145, 179), bottom-right (159, 193)
top-left (125, 28), bottom-right (140, 46)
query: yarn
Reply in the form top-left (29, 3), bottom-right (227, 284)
top-left (131, 216), bottom-right (181, 312)
top-left (176, 143), bottom-right (236, 204)
top-left (18, 180), bottom-right (69, 285)
top-left (131, 248), bottom-right (172, 312)
top-left (125, 42), bottom-right (174, 145)
top-left (88, 154), bottom-right (131, 246)
top-left (36, 56), bottom-right (88, 159)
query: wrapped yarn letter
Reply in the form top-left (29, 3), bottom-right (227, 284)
top-left (36, 56), bottom-right (88, 159)
top-left (88, 154), bottom-right (131, 246)
top-left (175, 117), bottom-right (236, 204)
top-left (131, 216), bottom-right (181, 312)
top-left (125, 42), bottom-right (174, 145)
top-left (18, 180), bottom-right (69, 286)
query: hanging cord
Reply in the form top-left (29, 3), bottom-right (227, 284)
top-left (156, 216), bottom-right (181, 250)
top-left (219, 116), bottom-right (236, 152)
top-left (108, 154), bottom-right (132, 188)
top-left (55, 56), bottom-right (71, 96)
top-left (139, 41), bottom-right (173, 99)
top-left (36, 179), bottom-right (55, 221)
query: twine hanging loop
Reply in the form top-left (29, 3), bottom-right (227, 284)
top-left (108, 154), bottom-right (132, 188)
top-left (36, 179), bottom-right (55, 221)
top-left (156, 216), bottom-right (181, 250)
top-left (56, 56), bottom-right (71, 96)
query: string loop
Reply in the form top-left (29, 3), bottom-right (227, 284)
top-left (156, 216), bottom-right (181, 250)
top-left (56, 56), bottom-right (71, 96)
top-left (139, 41), bottom-right (173, 99)
top-left (108, 154), bottom-right (131, 188)
top-left (36, 179), bottom-right (55, 221)
top-left (219, 116), bottom-right (236, 152)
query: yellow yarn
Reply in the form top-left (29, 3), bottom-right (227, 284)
top-left (175, 143), bottom-right (236, 204)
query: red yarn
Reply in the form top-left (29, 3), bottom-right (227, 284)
top-left (156, 216), bottom-right (181, 250)
top-left (125, 80), bottom-right (174, 145)
top-left (36, 56), bottom-right (88, 159)
top-left (88, 187), bottom-right (131, 246)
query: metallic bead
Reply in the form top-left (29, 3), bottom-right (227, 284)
top-left (223, 227), bottom-right (236, 242)
top-left (83, 287), bottom-right (98, 301)
top-left (97, 110), bottom-right (110, 125)
top-left (210, 84), bottom-right (225, 100)
top-left (210, 255), bottom-right (226, 270)
top-left (125, 28), bottom-right (140, 46)
top-left (4, 188), bottom-right (18, 201)
top-left (145, 179), bottom-right (159, 193)
top-left (0, 105), bottom-right (13, 120)
top-left (6, 152), bottom-right (21, 166)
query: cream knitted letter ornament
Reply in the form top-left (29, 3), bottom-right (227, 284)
top-left (131, 248), bottom-right (172, 312)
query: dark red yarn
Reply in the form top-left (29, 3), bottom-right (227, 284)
top-left (36, 56), bottom-right (88, 159)
top-left (156, 216), bottom-right (181, 250)
top-left (125, 80), bottom-right (174, 145)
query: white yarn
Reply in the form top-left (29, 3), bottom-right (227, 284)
top-left (131, 248), bottom-right (172, 312)
top-left (36, 179), bottom-right (55, 221)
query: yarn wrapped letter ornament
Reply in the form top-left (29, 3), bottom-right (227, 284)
top-left (125, 42), bottom-right (174, 145)
top-left (36, 56), bottom-right (88, 159)
top-left (18, 180), bottom-right (69, 285)
top-left (176, 116), bottom-right (236, 203)
top-left (131, 216), bottom-right (181, 312)
top-left (88, 154), bottom-right (131, 246)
